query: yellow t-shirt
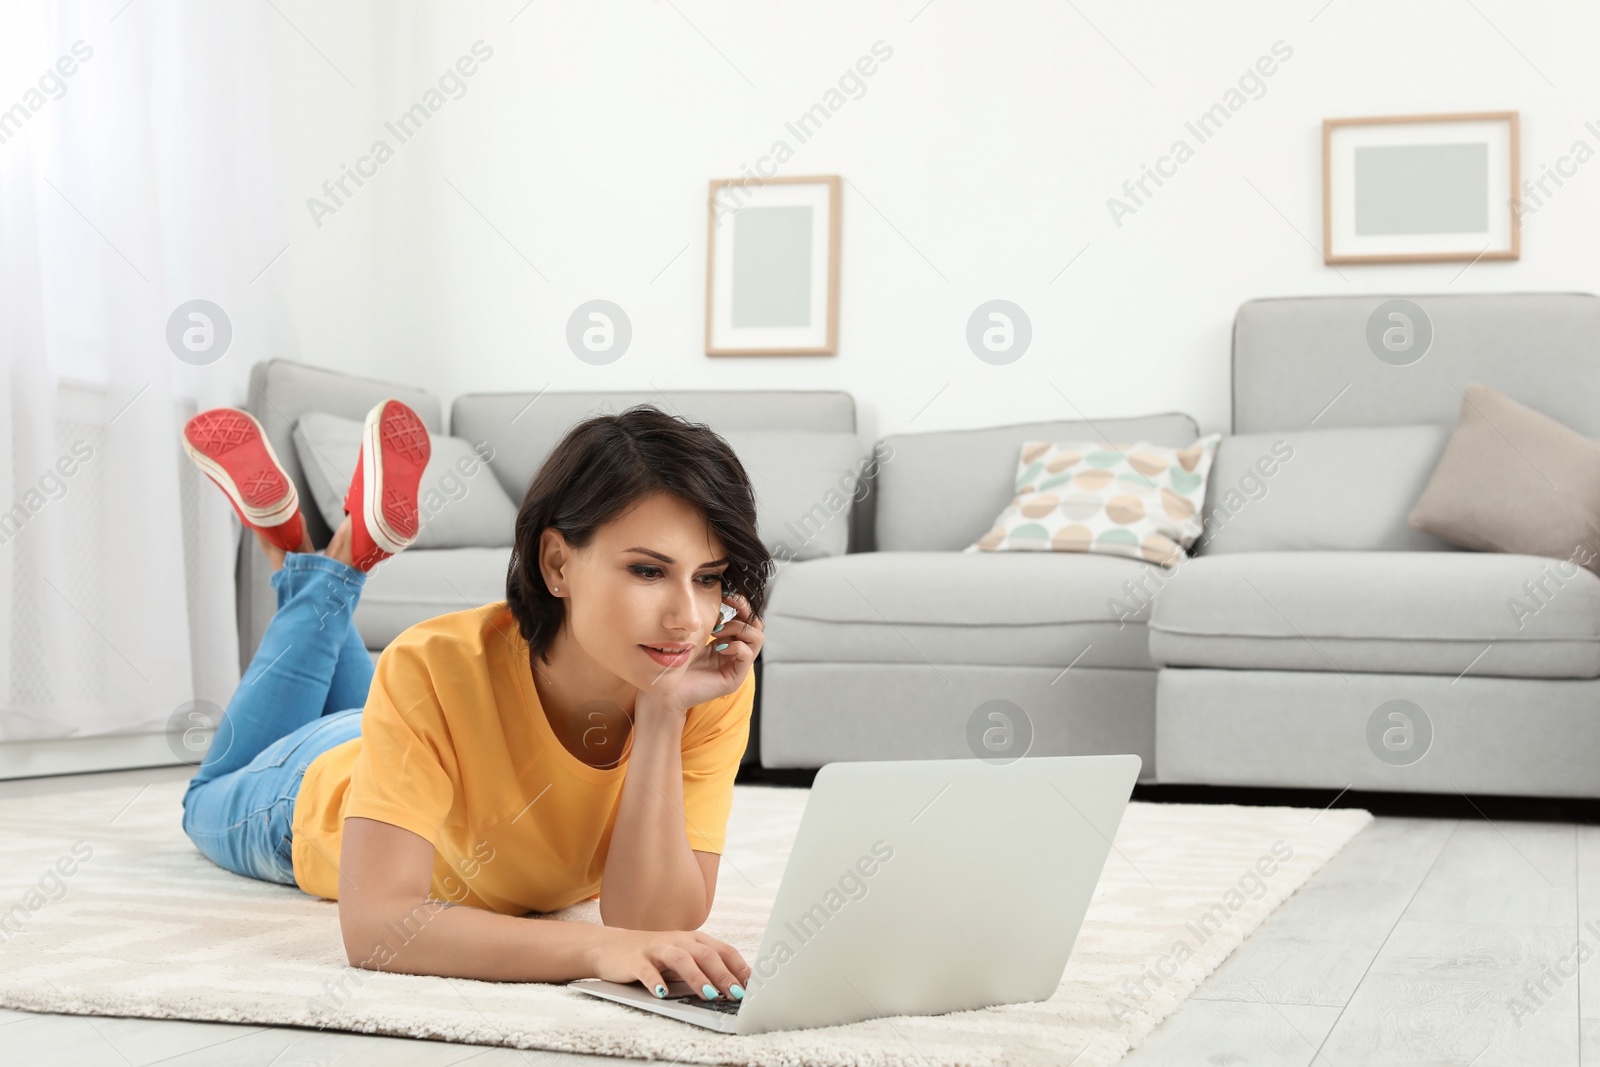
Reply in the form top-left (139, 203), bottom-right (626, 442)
top-left (289, 601), bottom-right (754, 914)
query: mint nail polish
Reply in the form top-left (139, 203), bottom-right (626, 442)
top-left (654, 984), bottom-right (667, 998)
top-left (730, 983), bottom-right (744, 999)
top-left (715, 642), bottom-right (729, 651)
top-left (702, 983), bottom-right (718, 999)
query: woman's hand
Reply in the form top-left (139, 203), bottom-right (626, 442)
top-left (591, 926), bottom-right (752, 1000)
top-left (644, 591), bottom-right (763, 714)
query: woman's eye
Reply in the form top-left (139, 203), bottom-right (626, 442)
top-left (629, 566), bottom-right (725, 586)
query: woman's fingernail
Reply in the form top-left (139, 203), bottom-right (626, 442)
top-left (702, 983), bottom-right (718, 999)
top-left (654, 984), bottom-right (667, 998)
top-left (715, 643), bottom-right (729, 651)
top-left (712, 621), bottom-right (725, 634)
top-left (730, 984), bottom-right (744, 999)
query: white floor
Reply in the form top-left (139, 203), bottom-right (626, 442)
top-left (1, 765), bottom-right (1591, 1066)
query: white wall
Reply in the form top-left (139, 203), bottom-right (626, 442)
top-left (266, 0), bottom-right (1600, 442)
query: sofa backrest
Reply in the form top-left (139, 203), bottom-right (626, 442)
top-left (1196, 425), bottom-right (1456, 555)
top-left (869, 413), bottom-right (1200, 552)
top-left (449, 389), bottom-right (865, 558)
top-left (1233, 292), bottom-right (1600, 435)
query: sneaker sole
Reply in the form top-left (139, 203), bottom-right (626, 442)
top-left (360, 401), bottom-right (430, 556)
top-left (182, 410), bottom-right (299, 527)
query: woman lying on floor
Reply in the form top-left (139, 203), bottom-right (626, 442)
top-left (179, 399), bottom-right (766, 1004)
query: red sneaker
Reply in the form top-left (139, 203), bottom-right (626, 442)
top-left (182, 408), bottom-right (307, 553)
top-left (344, 399), bottom-right (431, 572)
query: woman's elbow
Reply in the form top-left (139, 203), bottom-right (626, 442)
top-left (338, 903), bottom-right (374, 968)
top-left (338, 896), bottom-right (408, 970)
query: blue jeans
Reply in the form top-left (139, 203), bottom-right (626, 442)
top-left (181, 553), bottom-right (373, 885)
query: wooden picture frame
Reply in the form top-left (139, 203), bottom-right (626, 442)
top-left (1322, 110), bottom-right (1520, 265)
top-left (705, 174), bottom-right (841, 356)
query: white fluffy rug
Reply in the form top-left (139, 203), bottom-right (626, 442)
top-left (0, 778), bottom-right (1371, 1066)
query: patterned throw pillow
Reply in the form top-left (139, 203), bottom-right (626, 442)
top-left (965, 435), bottom-right (1222, 565)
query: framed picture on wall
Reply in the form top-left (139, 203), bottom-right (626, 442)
top-left (705, 174), bottom-right (841, 356)
top-left (1323, 110), bottom-right (1520, 265)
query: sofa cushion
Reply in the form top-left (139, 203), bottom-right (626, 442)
top-left (353, 546), bottom-right (512, 649)
top-left (1148, 551), bottom-right (1600, 679)
top-left (1197, 426), bottom-right (1454, 554)
top-left (294, 412), bottom-right (520, 550)
top-left (762, 551), bottom-right (1167, 670)
top-left (875, 413), bottom-right (1200, 552)
top-left (1408, 383), bottom-right (1600, 573)
top-left (719, 430), bottom-right (871, 562)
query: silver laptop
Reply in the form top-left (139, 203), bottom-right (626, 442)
top-left (569, 752), bottom-right (1141, 1035)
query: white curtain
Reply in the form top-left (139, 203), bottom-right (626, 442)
top-left (0, 2), bottom-right (293, 742)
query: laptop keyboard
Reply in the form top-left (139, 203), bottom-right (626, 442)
top-left (665, 992), bottom-right (742, 1015)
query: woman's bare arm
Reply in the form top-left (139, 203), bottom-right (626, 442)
top-left (339, 816), bottom-right (606, 981)
top-left (599, 700), bottom-right (712, 930)
top-left (599, 592), bottom-right (761, 930)
top-left (338, 816), bottom-right (750, 994)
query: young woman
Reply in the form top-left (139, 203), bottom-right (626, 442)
top-left (179, 398), bottom-right (768, 1004)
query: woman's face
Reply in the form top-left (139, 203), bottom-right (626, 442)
top-left (540, 491), bottom-right (730, 694)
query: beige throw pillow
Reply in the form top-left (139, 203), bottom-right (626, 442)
top-left (1408, 383), bottom-right (1600, 573)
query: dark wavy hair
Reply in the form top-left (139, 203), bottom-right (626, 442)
top-left (506, 404), bottom-right (773, 665)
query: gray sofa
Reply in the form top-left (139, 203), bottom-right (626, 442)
top-left (237, 291), bottom-right (1600, 799)
top-left (238, 361), bottom-right (1194, 778)
top-left (1150, 292), bottom-right (1600, 800)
